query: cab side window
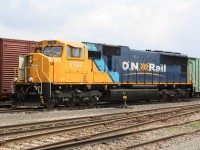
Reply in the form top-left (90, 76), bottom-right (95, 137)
top-left (67, 47), bottom-right (71, 57)
top-left (67, 46), bottom-right (85, 58)
top-left (72, 48), bottom-right (80, 58)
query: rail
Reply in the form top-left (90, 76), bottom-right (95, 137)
top-left (1, 104), bottom-right (200, 149)
top-left (27, 105), bottom-right (200, 149)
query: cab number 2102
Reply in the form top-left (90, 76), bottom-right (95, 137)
top-left (70, 61), bottom-right (82, 68)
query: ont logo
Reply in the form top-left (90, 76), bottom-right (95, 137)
top-left (122, 62), bottom-right (166, 72)
top-left (140, 63), bottom-right (149, 71)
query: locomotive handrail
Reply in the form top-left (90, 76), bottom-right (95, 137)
top-left (42, 57), bottom-right (51, 97)
top-left (24, 66), bottom-right (42, 95)
top-left (34, 67), bottom-right (42, 95)
top-left (24, 67), bottom-right (29, 82)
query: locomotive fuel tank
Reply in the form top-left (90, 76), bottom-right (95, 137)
top-left (102, 88), bottom-right (159, 102)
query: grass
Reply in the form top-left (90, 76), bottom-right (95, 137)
top-left (165, 126), bottom-right (180, 132)
top-left (165, 121), bottom-right (200, 132)
top-left (186, 121), bottom-right (200, 128)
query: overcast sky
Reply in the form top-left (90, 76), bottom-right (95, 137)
top-left (0, 0), bottom-right (200, 57)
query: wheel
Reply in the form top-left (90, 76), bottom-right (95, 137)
top-left (158, 94), bottom-right (164, 102)
top-left (181, 93), bottom-right (189, 101)
top-left (145, 99), bottom-right (150, 102)
top-left (170, 95), bottom-right (176, 102)
top-left (66, 98), bottom-right (76, 107)
top-left (86, 96), bottom-right (97, 106)
top-left (45, 98), bottom-right (56, 109)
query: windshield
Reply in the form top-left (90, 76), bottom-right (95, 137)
top-left (43, 46), bottom-right (63, 57)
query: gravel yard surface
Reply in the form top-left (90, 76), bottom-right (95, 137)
top-left (1, 99), bottom-right (200, 150)
top-left (76, 112), bottom-right (200, 150)
top-left (0, 100), bottom-right (200, 126)
top-left (164, 134), bottom-right (200, 150)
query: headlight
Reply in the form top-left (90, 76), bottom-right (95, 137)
top-left (28, 77), bottom-right (33, 82)
top-left (29, 56), bottom-right (33, 63)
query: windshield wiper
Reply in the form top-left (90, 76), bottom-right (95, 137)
top-left (51, 52), bottom-right (60, 57)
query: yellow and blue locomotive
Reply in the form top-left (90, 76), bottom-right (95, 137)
top-left (12, 40), bottom-right (192, 108)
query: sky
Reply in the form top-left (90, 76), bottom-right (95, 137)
top-left (0, 0), bottom-right (200, 57)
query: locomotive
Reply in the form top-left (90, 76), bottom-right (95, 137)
top-left (12, 40), bottom-right (193, 108)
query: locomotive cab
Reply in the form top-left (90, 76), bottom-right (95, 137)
top-left (12, 40), bottom-right (94, 108)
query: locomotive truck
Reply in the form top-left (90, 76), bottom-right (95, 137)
top-left (12, 40), bottom-right (193, 108)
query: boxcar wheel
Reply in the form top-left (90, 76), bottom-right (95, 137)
top-left (158, 94), bottom-right (164, 102)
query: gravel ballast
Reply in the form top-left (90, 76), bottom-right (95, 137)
top-left (1, 99), bottom-right (200, 150)
top-left (0, 100), bottom-right (200, 126)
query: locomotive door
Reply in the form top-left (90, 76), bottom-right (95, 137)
top-left (65, 46), bottom-right (88, 83)
top-left (106, 55), bottom-right (120, 83)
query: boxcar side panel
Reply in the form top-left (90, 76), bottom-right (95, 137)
top-left (0, 38), bottom-right (37, 95)
top-left (188, 57), bottom-right (200, 93)
top-left (0, 39), bottom-right (2, 95)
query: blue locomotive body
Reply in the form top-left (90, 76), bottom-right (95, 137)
top-left (82, 42), bottom-right (190, 102)
top-left (84, 42), bottom-right (188, 85)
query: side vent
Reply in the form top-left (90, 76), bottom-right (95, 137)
top-left (88, 51), bottom-right (101, 59)
top-left (103, 45), bottom-right (121, 56)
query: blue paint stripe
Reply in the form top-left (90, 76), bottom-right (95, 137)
top-left (84, 42), bottom-right (119, 82)
top-left (108, 72), bottom-right (119, 82)
top-left (84, 42), bottom-right (97, 51)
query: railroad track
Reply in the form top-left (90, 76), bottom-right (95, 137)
top-left (0, 108), bottom-right (44, 114)
top-left (0, 104), bottom-right (200, 149)
top-left (0, 101), bottom-right (128, 114)
top-left (0, 98), bottom-right (198, 114)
